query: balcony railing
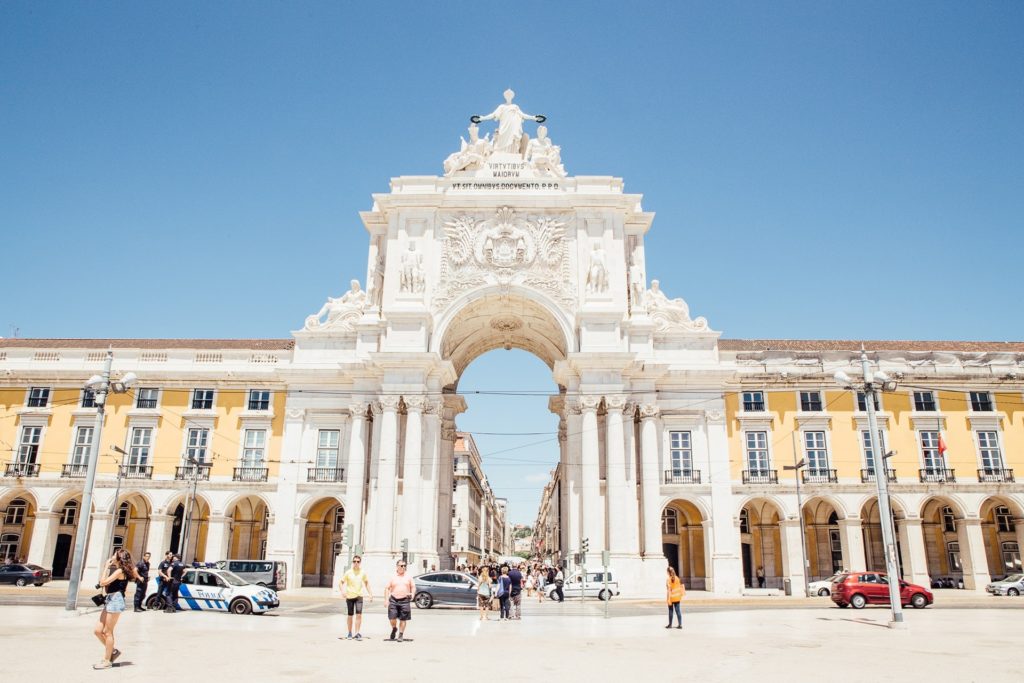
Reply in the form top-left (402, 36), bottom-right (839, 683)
top-left (4, 462), bottom-right (40, 478)
top-left (233, 466), bottom-right (268, 482)
top-left (860, 468), bottom-right (897, 483)
top-left (307, 467), bottom-right (346, 483)
top-left (175, 464), bottom-right (212, 481)
top-left (742, 469), bottom-right (778, 484)
top-left (62, 463), bottom-right (89, 478)
top-left (919, 468), bottom-right (956, 483)
top-left (664, 469), bottom-right (701, 484)
top-left (120, 464), bottom-right (153, 480)
top-left (801, 469), bottom-right (838, 484)
top-left (977, 468), bottom-right (1014, 483)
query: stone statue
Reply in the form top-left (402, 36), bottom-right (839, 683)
top-left (443, 123), bottom-right (492, 176)
top-left (585, 243), bottom-right (608, 294)
top-left (472, 89), bottom-right (545, 154)
top-left (400, 241), bottom-right (424, 293)
top-left (304, 280), bottom-right (368, 330)
top-left (525, 125), bottom-right (566, 177)
top-left (641, 279), bottom-right (709, 332)
top-left (629, 252), bottom-right (646, 308)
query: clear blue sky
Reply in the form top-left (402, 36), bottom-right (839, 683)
top-left (2, 2), bottom-right (1022, 523)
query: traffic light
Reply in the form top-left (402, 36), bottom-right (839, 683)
top-left (342, 524), bottom-right (353, 547)
top-left (400, 538), bottom-right (409, 562)
top-left (581, 537), bottom-right (589, 553)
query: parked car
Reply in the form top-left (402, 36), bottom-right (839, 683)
top-left (546, 571), bottom-right (620, 601)
top-left (809, 572), bottom-right (843, 597)
top-left (0, 563), bottom-right (51, 586)
top-left (214, 560), bottom-right (287, 591)
top-left (830, 572), bottom-right (933, 609)
top-left (145, 567), bottom-right (279, 614)
top-left (413, 571), bottom-right (479, 609)
top-left (986, 574), bottom-right (1024, 596)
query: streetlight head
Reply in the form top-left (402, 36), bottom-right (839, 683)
top-left (120, 372), bottom-right (138, 388)
top-left (874, 371), bottom-right (891, 383)
top-left (112, 445), bottom-right (127, 455)
top-left (85, 374), bottom-right (104, 389)
top-left (833, 370), bottom-right (853, 388)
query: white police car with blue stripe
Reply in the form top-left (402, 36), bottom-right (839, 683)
top-left (145, 567), bottom-right (280, 615)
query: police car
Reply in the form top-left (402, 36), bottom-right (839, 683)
top-left (145, 567), bottom-right (280, 615)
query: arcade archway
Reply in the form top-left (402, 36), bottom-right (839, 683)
top-left (302, 497), bottom-right (345, 586)
top-left (661, 499), bottom-right (706, 589)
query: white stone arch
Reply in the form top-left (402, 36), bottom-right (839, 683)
top-left (919, 493), bottom-right (970, 520)
top-left (298, 492), bottom-right (346, 520)
top-left (221, 492), bottom-right (274, 520)
top-left (853, 492), bottom-right (910, 520)
top-left (103, 489), bottom-right (156, 515)
top-left (48, 488), bottom-right (95, 515)
top-left (659, 494), bottom-right (711, 522)
top-left (734, 493), bottom-right (793, 521)
top-left (0, 488), bottom-right (39, 511)
top-left (801, 494), bottom-right (849, 522)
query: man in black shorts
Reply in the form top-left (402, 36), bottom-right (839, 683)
top-left (383, 560), bottom-right (415, 641)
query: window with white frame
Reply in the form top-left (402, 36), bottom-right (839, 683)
top-left (4, 499), bottom-right (27, 525)
top-left (191, 389), bottom-right (215, 410)
top-left (259, 540), bottom-right (267, 560)
top-left (186, 428), bottom-right (209, 463)
top-left (860, 430), bottom-right (886, 472)
top-left (668, 431), bottom-right (692, 475)
top-left (739, 508), bottom-right (750, 534)
top-left (247, 390), bottom-right (271, 411)
top-left (995, 506), bottom-right (1014, 533)
top-left (81, 389), bottom-right (97, 408)
top-left (135, 388), bottom-right (159, 409)
top-left (856, 391), bottom-right (880, 412)
top-left (920, 431), bottom-right (944, 472)
top-left (262, 507), bottom-right (269, 530)
top-left (1002, 542), bottom-right (1021, 573)
top-left (946, 541), bottom-right (962, 572)
top-left (977, 431), bottom-right (1003, 473)
top-left (17, 426), bottom-right (42, 463)
top-left (333, 506), bottom-right (345, 532)
top-left (26, 387), bottom-right (50, 408)
top-left (913, 391), bottom-right (937, 411)
top-left (112, 535), bottom-right (124, 551)
top-left (803, 431), bottom-right (829, 472)
top-left (745, 431), bottom-right (770, 473)
top-left (242, 429), bottom-right (266, 465)
top-left (741, 391), bottom-right (765, 412)
top-left (969, 391), bottom-right (993, 412)
top-left (128, 427), bottom-right (153, 466)
top-left (799, 391), bottom-right (823, 412)
top-left (71, 426), bottom-right (94, 465)
top-left (317, 430), bottom-right (341, 468)
top-left (0, 534), bottom-right (19, 560)
top-left (941, 506), bottom-right (956, 533)
top-left (60, 501), bottom-right (78, 526)
top-left (661, 508), bottom-right (678, 535)
top-left (116, 502), bottom-right (130, 527)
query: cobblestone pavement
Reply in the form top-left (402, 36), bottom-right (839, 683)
top-left (2, 597), bottom-right (1022, 682)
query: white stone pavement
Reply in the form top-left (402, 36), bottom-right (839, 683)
top-left (2, 601), bottom-right (1021, 682)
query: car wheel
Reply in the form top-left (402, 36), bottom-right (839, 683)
top-left (850, 594), bottom-right (867, 609)
top-left (230, 598), bottom-right (253, 615)
top-left (910, 593), bottom-right (928, 609)
top-left (598, 589), bottom-right (610, 601)
top-left (257, 582), bottom-right (267, 587)
top-left (1008, 588), bottom-right (1020, 597)
top-left (817, 588), bottom-right (830, 597)
top-left (414, 592), bottom-right (433, 609)
top-left (15, 578), bottom-right (27, 587)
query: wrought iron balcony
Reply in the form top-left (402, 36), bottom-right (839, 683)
top-left (233, 466), bottom-right (268, 482)
top-left (801, 469), bottom-right (838, 484)
top-left (120, 464), bottom-right (153, 480)
top-left (307, 467), bottom-right (346, 483)
top-left (860, 468), bottom-right (897, 483)
top-left (61, 463), bottom-right (89, 478)
top-left (4, 462), bottom-right (40, 478)
top-left (175, 464), bottom-right (211, 481)
top-left (977, 468), bottom-right (1014, 483)
top-left (742, 469), bottom-right (778, 484)
top-left (919, 468), bottom-right (955, 483)
top-left (664, 469), bottom-right (701, 484)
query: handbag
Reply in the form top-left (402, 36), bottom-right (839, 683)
top-left (90, 593), bottom-right (106, 607)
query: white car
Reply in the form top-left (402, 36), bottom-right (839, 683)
top-left (986, 573), bottom-right (1024, 596)
top-left (809, 573), bottom-right (844, 597)
top-left (546, 571), bottom-right (620, 601)
top-left (145, 567), bottom-right (280, 614)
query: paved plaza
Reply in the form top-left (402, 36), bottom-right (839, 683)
top-left (1, 592), bottom-right (1021, 682)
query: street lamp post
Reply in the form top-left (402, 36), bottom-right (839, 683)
top-left (783, 443), bottom-right (810, 598)
top-left (65, 350), bottom-right (136, 610)
top-left (835, 350), bottom-right (906, 629)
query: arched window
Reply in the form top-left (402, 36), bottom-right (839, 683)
top-left (116, 502), bottom-right (130, 528)
top-left (661, 508), bottom-right (678, 535)
top-left (941, 506), bottom-right (956, 533)
top-left (995, 506), bottom-right (1014, 533)
top-left (827, 511), bottom-right (839, 526)
top-left (60, 501), bottom-right (79, 526)
top-left (0, 533), bottom-right (19, 560)
top-left (333, 506), bottom-right (346, 533)
top-left (739, 508), bottom-right (750, 534)
top-left (4, 499), bottom-right (27, 525)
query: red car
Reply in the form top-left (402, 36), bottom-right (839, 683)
top-left (830, 571), bottom-right (933, 609)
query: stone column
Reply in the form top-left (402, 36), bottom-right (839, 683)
top-left (83, 513), bottom-right (113, 581)
top-left (345, 402), bottom-right (370, 548)
top-left (557, 418), bottom-right (568, 564)
top-left (604, 395), bottom-right (633, 557)
top-left (838, 518), bottom-right (867, 572)
top-left (367, 396), bottom-right (400, 554)
top-left (639, 404), bottom-right (662, 559)
top-left (579, 395), bottom-right (604, 555)
top-left (956, 518), bottom-right (991, 591)
top-left (145, 514), bottom-right (174, 558)
top-left (27, 511), bottom-right (59, 569)
top-left (896, 517), bottom-right (930, 587)
top-left (204, 515), bottom-right (232, 562)
top-left (400, 396), bottom-right (424, 559)
top-left (779, 518), bottom-right (807, 594)
top-left (704, 410), bottom-right (743, 594)
top-left (267, 407), bottom-right (305, 589)
top-left (418, 400), bottom-right (443, 569)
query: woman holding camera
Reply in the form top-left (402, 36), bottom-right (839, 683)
top-left (92, 549), bottom-right (139, 670)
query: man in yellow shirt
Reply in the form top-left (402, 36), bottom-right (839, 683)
top-left (340, 556), bottom-right (373, 640)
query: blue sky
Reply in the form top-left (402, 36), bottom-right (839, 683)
top-left (2, 2), bottom-right (1021, 523)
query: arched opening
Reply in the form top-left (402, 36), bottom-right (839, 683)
top-left (802, 498), bottom-right (843, 580)
top-left (110, 493), bottom-right (152, 562)
top-left (921, 497), bottom-right (964, 585)
top-left (0, 494), bottom-right (36, 562)
top-left (226, 496), bottom-right (268, 561)
top-left (302, 498), bottom-right (345, 587)
top-left (980, 497), bottom-right (1022, 579)
top-left (166, 493), bottom-right (208, 564)
top-left (740, 499), bottom-right (782, 589)
top-left (860, 497), bottom-right (907, 574)
top-left (661, 500), bottom-right (706, 589)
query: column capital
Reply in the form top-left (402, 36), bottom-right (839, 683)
top-left (604, 394), bottom-right (628, 411)
top-left (639, 403), bottom-right (660, 419)
top-left (403, 396), bottom-right (426, 413)
top-left (285, 407), bottom-right (306, 422)
top-left (704, 409), bottom-right (725, 424)
top-left (378, 395), bottom-right (401, 412)
top-left (348, 402), bottom-right (371, 417)
top-left (579, 395), bottom-right (601, 412)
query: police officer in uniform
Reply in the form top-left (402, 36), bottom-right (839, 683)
top-left (156, 550), bottom-right (173, 608)
top-left (134, 551), bottom-right (151, 612)
top-left (165, 554), bottom-right (185, 612)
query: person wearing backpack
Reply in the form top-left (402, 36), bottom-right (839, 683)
top-left (666, 566), bottom-right (685, 629)
top-left (497, 566), bottom-right (512, 619)
top-left (476, 566), bottom-right (492, 621)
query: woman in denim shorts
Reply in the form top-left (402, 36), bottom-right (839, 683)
top-left (93, 549), bottom-right (139, 670)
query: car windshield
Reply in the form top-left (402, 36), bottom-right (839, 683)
top-left (1002, 574), bottom-right (1023, 582)
top-left (218, 571), bottom-right (250, 587)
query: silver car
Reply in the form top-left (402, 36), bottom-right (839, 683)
top-left (986, 573), bottom-right (1024, 596)
top-left (413, 571), bottom-right (480, 608)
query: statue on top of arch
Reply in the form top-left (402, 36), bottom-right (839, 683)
top-left (303, 279), bottom-right (368, 332)
top-left (442, 89), bottom-right (566, 178)
top-left (637, 280), bottom-right (712, 333)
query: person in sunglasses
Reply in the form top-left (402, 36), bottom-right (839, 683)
top-left (383, 559), bottom-right (415, 641)
top-left (339, 555), bottom-right (373, 641)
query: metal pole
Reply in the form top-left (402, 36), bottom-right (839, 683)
top-left (860, 350), bottom-right (905, 628)
top-left (65, 350), bottom-right (113, 610)
top-left (180, 459), bottom-right (198, 564)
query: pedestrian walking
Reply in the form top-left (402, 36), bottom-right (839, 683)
top-left (339, 555), bottom-right (373, 640)
top-left (508, 564), bottom-right (524, 619)
top-left (476, 566), bottom-right (492, 621)
top-left (756, 566), bottom-right (765, 588)
top-left (133, 552), bottom-right (151, 612)
top-left (496, 566), bottom-right (512, 619)
top-left (383, 559), bottom-right (414, 641)
top-left (666, 566), bottom-right (684, 629)
top-left (92, 549), bottom-right (139, 670)
top-left (553, 567), bottom-right (564, 602)
top-left (525, 569), bottom-right (535, 598)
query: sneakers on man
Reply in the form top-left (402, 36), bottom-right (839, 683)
top-left (345, 633), bottom-right (353, 640)
top-left (355, 633), bottom-right (362, 641)
top-left (92, 661), bottom-right (111, 670)
top-left (397, 632), bottom-right (404, 642)
top-left (389, 627), bottom-right (397, 640)
top-left (110, 649), bottom-right (121, 663)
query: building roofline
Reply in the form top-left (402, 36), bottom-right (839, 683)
top-left (718, 339), bottom-right (1024, 353)
top-left (0, 338), bottom-right (295, 350)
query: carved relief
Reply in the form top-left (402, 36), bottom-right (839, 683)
top-left (302, 280), bottom-right (368, 332)
top-left (378, 395), bottom-right (401, 411)
top-left (490, 316), bottom-right (523, 332)
top-left (637, 279), bottom-right (711, 333)
top-left (403, 396), bottom-right (426, 412)
top-left (579, 395), bottom-right (601, 411)
top-left (348, 402), bottom-right (370, 417)
top-left (604, 395), bottom-right (627, 411)
top-left (285, 408), bottom-right (306, 421)
top-left (640, 403), bottom-right (660, 419)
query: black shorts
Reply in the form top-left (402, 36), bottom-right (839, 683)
top-left (388, 596), bottom-right (411, 621)
top-left (345, 597), bottom-right (363, 616)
